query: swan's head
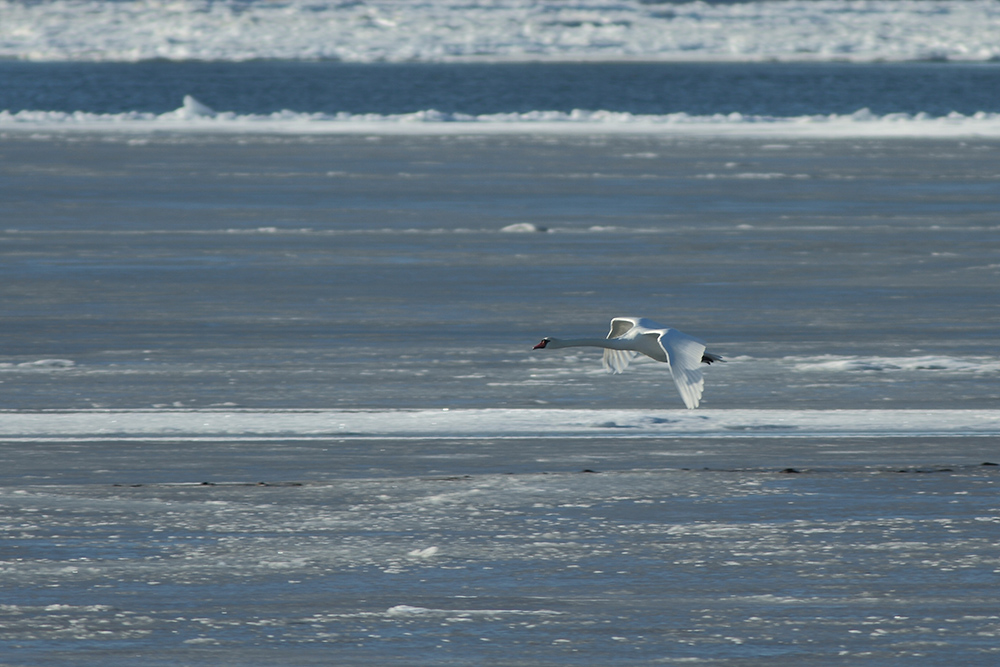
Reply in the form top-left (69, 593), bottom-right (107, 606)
top-left (532, 338), bottom-right (551, 350)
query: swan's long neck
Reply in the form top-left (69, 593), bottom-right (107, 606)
top-left (545, 337), bottom-right (630, 350)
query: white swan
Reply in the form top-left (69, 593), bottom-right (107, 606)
top-left (532, 317), bottom-right (723, 409)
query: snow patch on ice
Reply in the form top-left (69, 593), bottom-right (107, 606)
top-left (500, 223), bottom-right (548, 233)
top-left (406, 546), bottom-right (440, 560)
top-left (0, 359), bottom-right (75, 371)
top-left (386, 605), bottom-right (562, 617)
top-left (793, 355), bottom-right (1000, 374)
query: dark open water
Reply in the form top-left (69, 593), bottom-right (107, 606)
top-left (2, 61), bottom-right (1000, 116)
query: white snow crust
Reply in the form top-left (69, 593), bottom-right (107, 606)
top-left (0, 409), bottom-right (996, 441)
top-left (4, 100), bottom-right (1000, 137)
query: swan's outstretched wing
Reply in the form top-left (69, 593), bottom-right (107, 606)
top-left (603, 318), bottom-right (642, 373)
top-left (658, 329), bottom-right (708, 409)
top-left (607, 317), bottom-right (640, 339)
top-left (602, 348), bottom-right (637, 374)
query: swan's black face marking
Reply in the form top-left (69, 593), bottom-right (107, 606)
top-left (533, 338), bottom-right (550, 349)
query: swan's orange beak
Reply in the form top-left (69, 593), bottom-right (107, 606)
top-left (533, 340), bottom-right (548, 349)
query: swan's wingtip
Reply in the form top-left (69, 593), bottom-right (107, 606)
top-left (701, 352), bottom-right (724, 364)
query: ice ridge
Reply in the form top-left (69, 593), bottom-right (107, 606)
top-left (4, 100), bottom-right (1000, 137)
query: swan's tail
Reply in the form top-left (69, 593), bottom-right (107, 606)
top-left (701, 352), bottom-right (724, 365)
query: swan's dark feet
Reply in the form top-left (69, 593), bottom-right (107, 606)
top-left (701, 353), bottom-right (724, 364)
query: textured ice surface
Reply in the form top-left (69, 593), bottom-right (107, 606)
top-left (2, 132), bottom-right (999, 665)
top-left (2, 0), bottom-right (999, 63)
top-left (2, 458), bottom-right (999, 665)
top-left (2, 134), bottom-right (999, 415)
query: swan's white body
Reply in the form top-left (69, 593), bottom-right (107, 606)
top-left (533, 317), bottom-right (720, 409)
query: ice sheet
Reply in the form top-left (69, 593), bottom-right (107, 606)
top-left (2, 458), bottom-right (999, 664)
top-left (2, 0), bottom-right (998, 63)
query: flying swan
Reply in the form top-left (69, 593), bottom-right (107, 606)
top-left (532, 317), bottom-right (723, 409)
